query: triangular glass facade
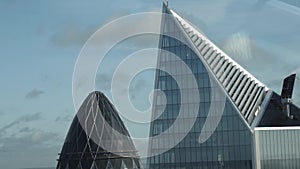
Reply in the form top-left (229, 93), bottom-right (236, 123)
top-left (56, 91), bottom-right (142, 169)
top-left (147, 3), bottom-right (253, 169)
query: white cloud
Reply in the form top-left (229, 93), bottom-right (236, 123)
top-left (222, 32), bottom-right (253, 61)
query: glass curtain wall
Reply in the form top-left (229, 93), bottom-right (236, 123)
top-left (147, 4), bottom-right (253, 169)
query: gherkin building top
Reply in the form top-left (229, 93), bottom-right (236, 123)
top-left (56, 91), bottom-right (142, 169)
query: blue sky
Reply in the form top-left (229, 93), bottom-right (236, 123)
top-left (1, 0), bottom-right (300, 168)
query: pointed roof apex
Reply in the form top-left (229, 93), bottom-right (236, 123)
top-left (162, 1), bottom-right (171, 14)
top-left (88, 90), bottom-right (104, 97)
top-left (163, 1), bottom-right (168, 7)
top-left (163, 8), bottom-right (270, 125)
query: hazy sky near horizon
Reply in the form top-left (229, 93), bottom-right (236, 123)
top-left (1, 0), bottom-right (300, 168)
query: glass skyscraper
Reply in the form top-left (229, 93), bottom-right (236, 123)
top-left (57, 91), bottom-right (142, 169)
top-left (147, 3), bottom-right (300, 169)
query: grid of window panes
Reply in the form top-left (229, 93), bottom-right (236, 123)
top-left (254, 128), bottom-right (300, 169)
top-left (147, 5), bottom-right (253, 169)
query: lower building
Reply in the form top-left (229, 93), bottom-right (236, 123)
top-left (253, 127), bottom-right (300, 169)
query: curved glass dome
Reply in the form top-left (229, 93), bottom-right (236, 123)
top-left (56, 91), bottom-right (142, 169)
